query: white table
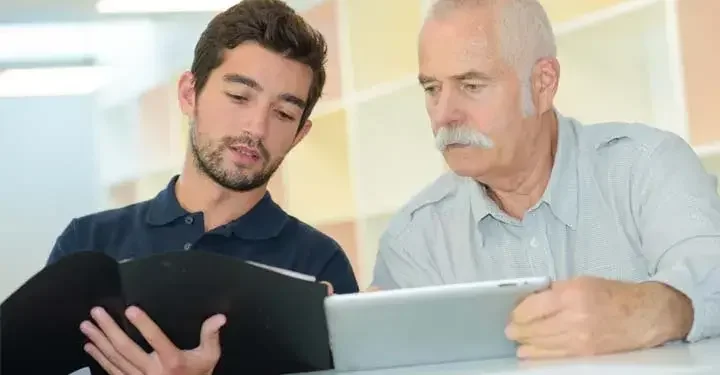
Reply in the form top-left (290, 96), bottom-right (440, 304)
top-left (295, 338), bottom-right (720, 374)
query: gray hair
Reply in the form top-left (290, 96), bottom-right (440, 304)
top-left (427, 0), bottom-right (556, 116)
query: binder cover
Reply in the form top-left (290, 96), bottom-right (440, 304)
top-left (0, 251), bottom-right (332, 375)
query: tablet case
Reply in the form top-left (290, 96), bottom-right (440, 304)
top-left (0, 251), bottom-right (332, 375)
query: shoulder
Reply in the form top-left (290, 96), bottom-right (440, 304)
top-left (54, 200), bottom-right (153, 256)
top-left (575, 118), bottom-right (688, 161)
top-left (285, 216), bottom-right (344, 255)
top-left (282, 215), bottom-right (350, 269)
top-left (72, 200), bottom-right (152, 236)
top-left (381, 171), bottom-right (466, 246)
top-left (285, 216), bottom-right (359, 293)
top-left (571, 117), bottom-right (710, 197)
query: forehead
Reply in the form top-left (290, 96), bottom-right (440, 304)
top-left (213, 42), bottom-right (313, 98)
top-left (418, 8), bottom-right (503, 77)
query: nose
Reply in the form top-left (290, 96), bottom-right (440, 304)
top-left (243, 102), bottom-right (271, 139)
top-left (432, 88), bottom-right (465, 127)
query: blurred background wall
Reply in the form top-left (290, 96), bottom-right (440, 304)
top-left (1, 0), bottom-right (719, 299)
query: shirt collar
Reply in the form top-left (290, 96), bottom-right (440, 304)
top-left (468, 111), bottom-right (579, 228)
top-left (146, 175), bottom-right (289, 239)
top-left (468, 180), bottom-right (501, 223)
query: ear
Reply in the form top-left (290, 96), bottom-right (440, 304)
top-left (531, 57), bottom-right (560, 114)
top-left (177, 71), bottom-right (197, 118)
top-left (290, 119), bottom-right (313, 149)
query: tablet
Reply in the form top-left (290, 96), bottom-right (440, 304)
top-left (324, 276), bottom-right (551, 372)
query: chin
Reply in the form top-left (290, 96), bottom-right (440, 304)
top-left (447, 166), bottom-right (484, 178)
top-left (228, 168), bottom-right (262, 182)
top-left (225, 161), bottom-right (265, 178)
top-left (445, 160), bottom-right (488, 178)
top-left (443, 154), bottom-right (489, 178)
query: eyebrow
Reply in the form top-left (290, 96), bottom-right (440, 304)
top-left (279, 93), bottom-right (307, 110)
top-left (223, 73), bottom-right (261, 89)
top-left (223, 73), bottom-right (307, 110)
top-left (451, 70), bottom-right (493, 81)
top-left (418, 70), bottom-right (493, 85)
top-left (418, 74), bottom-right (435, 85)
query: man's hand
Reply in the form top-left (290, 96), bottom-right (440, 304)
top-left (80, 306), bottom-right (226, 375)
top-left (504, 276), bottom-right (693, 359)
top-left (320, 281), bottom-right (334, 295)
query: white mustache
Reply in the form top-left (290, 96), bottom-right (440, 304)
top-left (434, 126), bottom-right (494, 151)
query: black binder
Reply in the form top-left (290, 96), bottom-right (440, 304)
top-left (0, 251), bottom-right (333, 375)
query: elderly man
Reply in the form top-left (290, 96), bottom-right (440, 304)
top-left (371, 0), bottom-right (720, 359)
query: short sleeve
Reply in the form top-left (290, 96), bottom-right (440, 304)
top-left (317, 246), bottom-right (359, 294)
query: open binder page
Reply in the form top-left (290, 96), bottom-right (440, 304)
top-left (246, 260), bottom-right (317, 282)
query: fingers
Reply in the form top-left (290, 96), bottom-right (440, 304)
top-left (510, 290), bottom-right (561, 325)
top-left (90, 307), bottom-right (150, 368)
top-left (125, 306), bottom-right (178, 360)
top-left (80, 316), bottom-right (144, 375)
top-left (515, 333), bottom-right (571, 351)
top-left (506, 319), bottom-right (572, 351)
top-left (365, 286), bottom-right (381, 293)
top-left (83, 342), bottom-right (130, 375)
top-left (517, 344), bottom-right (569, 359)
top-left (505, 313), bottom-right (569, 342)
top-left (320, 281), bottom-right (334, 295)
top-left (198, 314), bottom-right (227, 356)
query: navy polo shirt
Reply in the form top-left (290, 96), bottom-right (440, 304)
top-left (47, 176), bottom-right (359, 294)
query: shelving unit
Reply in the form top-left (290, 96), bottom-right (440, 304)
top-left (103, 0), bottom-right (720, 288)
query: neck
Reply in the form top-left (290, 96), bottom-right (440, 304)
top-left (483, 111), bottom-right (558, 219)
top-left (175, 158), bottom-right (267, 232)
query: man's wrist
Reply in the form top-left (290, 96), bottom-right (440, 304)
top-left (638, 281), bottom-right (694, 343)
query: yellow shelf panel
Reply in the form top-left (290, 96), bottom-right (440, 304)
top-left (284, 109), bottom-right (356, 223)
top-left (345, 0), bottom-right (422, 91)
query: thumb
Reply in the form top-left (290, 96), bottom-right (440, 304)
top-left (198, 314), bottom-right (226, 354)
top-left (320, 281), bottom-right (334, 295)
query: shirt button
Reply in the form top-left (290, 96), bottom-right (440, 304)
top-left (183, 242), bottom-right (192, 250)
top-left (184, 216), bottom-right (194, 224)
top-left (530, 237), bottom-right (539, 248)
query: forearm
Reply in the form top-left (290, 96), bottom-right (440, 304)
top-left (648, 246), bottom-right (720, 342)
top-left (634, 281), bottom-right (694, 346)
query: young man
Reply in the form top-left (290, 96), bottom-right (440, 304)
top-left (47, 0), bottom-right (358, 374)
top-left (372, 0), bottom-right (720, 359)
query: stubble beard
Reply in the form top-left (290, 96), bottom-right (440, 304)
top-left (189, 119), bottom-right (282, 192)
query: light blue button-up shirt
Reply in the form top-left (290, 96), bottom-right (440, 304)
top-left (372, 112), bottom-right (720, 342)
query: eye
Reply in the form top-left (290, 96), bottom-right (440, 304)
top-left (276, 110), bottom-right (295, 122)
top-left (422, 85), bottom-right (439, 96)
top-left (462, 83), bottom-right (486, 93)
top-left (226, 93), bottom-right (247, 102)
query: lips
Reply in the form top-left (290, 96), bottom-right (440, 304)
top-left (229, 145), bottom-right (260, 161)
